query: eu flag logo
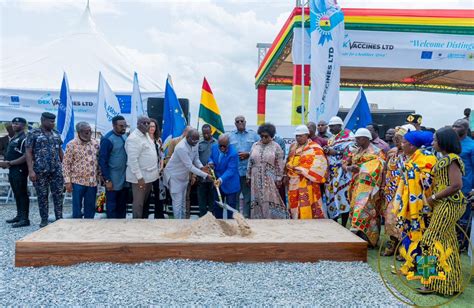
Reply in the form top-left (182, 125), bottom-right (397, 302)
top-left (421, 51), bottom-right (433, 59)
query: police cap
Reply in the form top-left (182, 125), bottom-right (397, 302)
top-left (41, 112), bottom-right (56, 120)
top-left (11, 117), bottom-right (27, 124)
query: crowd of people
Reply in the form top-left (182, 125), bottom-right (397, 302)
top-left (0, 108), bottom-right (473, 296)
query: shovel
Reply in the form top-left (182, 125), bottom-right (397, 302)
top-left (209, 167), bottom-right (252, 235)
top-left (209, 168), bottom-right (238, 217)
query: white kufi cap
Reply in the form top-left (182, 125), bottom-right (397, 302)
top-left (354, 128), bottom-right (372, 140)
top-left (328, 116), bottom-right (344, 126)
top-left (294, 125), bottom-right (310, 135)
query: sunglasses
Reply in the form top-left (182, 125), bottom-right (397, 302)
top-left (219, 144), bottom-right (228, 148)
top-left (235, 120), bottom-right (245, 123)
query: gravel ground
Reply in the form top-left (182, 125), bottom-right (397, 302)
top-left (0, 202), bottom-right (406, 307)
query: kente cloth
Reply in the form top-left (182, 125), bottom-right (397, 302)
top-left (325, 129), bottom-right (355, 219)
top-left (383, 148), bottom-right (406, 238)
top-left (286, 141), bottom-right (328, 219)
top-left (349, 144), bottom-right (385, 247)
top-left (393, 149), bottom-right (436, 273)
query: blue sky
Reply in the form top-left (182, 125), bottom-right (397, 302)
top-left (1, 0), bottom-right (473, 128)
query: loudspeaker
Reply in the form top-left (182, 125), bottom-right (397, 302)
top-left (147, 97), bottom-right (189, 131)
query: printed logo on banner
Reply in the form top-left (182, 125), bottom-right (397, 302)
top-left (10, 96), bottom-right (20, 106)
top-left (447, 53), bottom-right (466, 59)
top-left (37, 93), bottom-right (53, 105)
top-left (421, 51), bottom-right (433, 59)
top-left (313, 8), bottom-right (344, 46)
top-left (343, 34), bottom-right (394, 50)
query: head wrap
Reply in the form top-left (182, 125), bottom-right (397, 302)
top-left (406, 113), bottom-right (422, 125)
top-left (395, 124), bottom-right (416, 136)
top-left (404, 131), bottom-right (433, 148)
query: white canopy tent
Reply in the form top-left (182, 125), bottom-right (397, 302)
top-left (0, 2), bottom-right (162, 124)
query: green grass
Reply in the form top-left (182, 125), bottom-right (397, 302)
top-left (367, 243), bottom-right (474, 307)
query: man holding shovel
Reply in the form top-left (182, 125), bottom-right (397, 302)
top-left (208, 135), bottom-right (240, 219)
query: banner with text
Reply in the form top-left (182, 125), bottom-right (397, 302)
top-left (342, 30), bottom-right (474, 70)
top-left (0, 89), bottom-right (162, 127)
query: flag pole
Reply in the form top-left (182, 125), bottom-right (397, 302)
top-left (301, 0), bottom-right (306, 125)
top-left (95, 72), bottom-right (101, 139)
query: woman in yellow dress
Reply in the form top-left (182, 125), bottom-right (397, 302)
top-left (394, 131), bottom-right (437, 273)
top-left (285, 125), bottom-right (328, 219)
top-left (420, 127), bottom-right (465, 295)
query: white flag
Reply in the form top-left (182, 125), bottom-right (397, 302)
top-left (130, 72), bottom-right (145, 130)
top-left (309, 0), bottom-right (344, 123)
top-left (96, 72), bottom-right (122, 133)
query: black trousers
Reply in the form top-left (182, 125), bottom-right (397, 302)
top-left (8, 168), bottom-right (29, 221)
top-left (197, 181), bottom-right (214, 217)
top-left (106, 187), bottom-right (128, 219)
top-left (143, 179), bottom-right (165, 219)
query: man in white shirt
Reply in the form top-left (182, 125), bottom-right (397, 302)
top-left (164, 129), bottom-right (212, 219)
top-left (125, 116), bottom-right (159, 218)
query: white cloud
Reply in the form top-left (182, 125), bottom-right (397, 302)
top-left (340, 0), bottom-right (473, 9)
top-left (117, 1), bottom-right (290, 125)
top-left (1, 0), bottom-right (122, 15)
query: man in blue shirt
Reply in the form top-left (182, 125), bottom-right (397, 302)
top-left (99, 115), bottom-right (128, 219)
top-left (209, 135), bottom-right (240, 219)
top-left (228, 116), bottom-right (259, 218)
top-left (453, 119), bottom-right (474, 251)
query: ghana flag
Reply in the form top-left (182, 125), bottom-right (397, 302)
top-left (199, 78), bottom-right (224, 138)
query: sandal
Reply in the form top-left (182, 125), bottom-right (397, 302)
top-left (381, 239), bottom-right (397, 256)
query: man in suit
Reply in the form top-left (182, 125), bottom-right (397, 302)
top-left (208, 134), bottom-right (240, 219)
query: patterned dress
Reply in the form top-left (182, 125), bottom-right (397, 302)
top-left (247, 141), bottom-right (288, 219)
top-left (286, 141), bottom-right (328, 219)
top-left (383, 149), bottom-right (405, 238)
top-left (394, 149), bottom-right (437, 273)
top-left (325, 129), bottom-right (355, 219)
top-left (421, 154), bottom-right (465, 295)
top-left (349, 144), bottom-right (385, 247)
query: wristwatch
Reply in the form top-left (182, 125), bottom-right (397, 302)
top-left (432, 194), bottom-right (437, 201)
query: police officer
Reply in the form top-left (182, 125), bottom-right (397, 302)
top-left (0, 117), bottom-right (30, 228)
top-left (26, 112), bottom-right (64, 228)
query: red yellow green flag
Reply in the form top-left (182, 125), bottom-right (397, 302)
top-left (199, 78), bottom-right (224, 138)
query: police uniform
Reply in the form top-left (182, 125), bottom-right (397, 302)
top-left (5, 118), bottom-right (30, 226)
top-left (26, 113), bottom-right (64, 223)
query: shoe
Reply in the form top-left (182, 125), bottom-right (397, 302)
top-left (39, 220), bottom-right (48, 228)
top-left (6, 217), bottom-right (20, 224)
top-left (396, 254), bottom-right (405, 262)
top-left (416, 286), bottom-right (433, 295)
top-left (12, 220), bottom-right (30, 228)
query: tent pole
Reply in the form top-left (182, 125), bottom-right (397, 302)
top-left (301, 1), bottom-right (306, 125)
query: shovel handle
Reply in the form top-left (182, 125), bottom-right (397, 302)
top-left (209, 167), bottom-right (224, 203)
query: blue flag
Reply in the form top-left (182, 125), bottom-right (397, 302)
top-left (57, 72), bottom-right (75, 150)
top-left (343, 88), bottom-right (372, 132)
top-left (162, 75), bottom-right (186, 151)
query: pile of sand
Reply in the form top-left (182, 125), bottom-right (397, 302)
top-left (164, 212), bottom-right (253, 239)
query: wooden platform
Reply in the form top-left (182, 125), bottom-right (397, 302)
top-left (15, 219), bottom-right (367, 267)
